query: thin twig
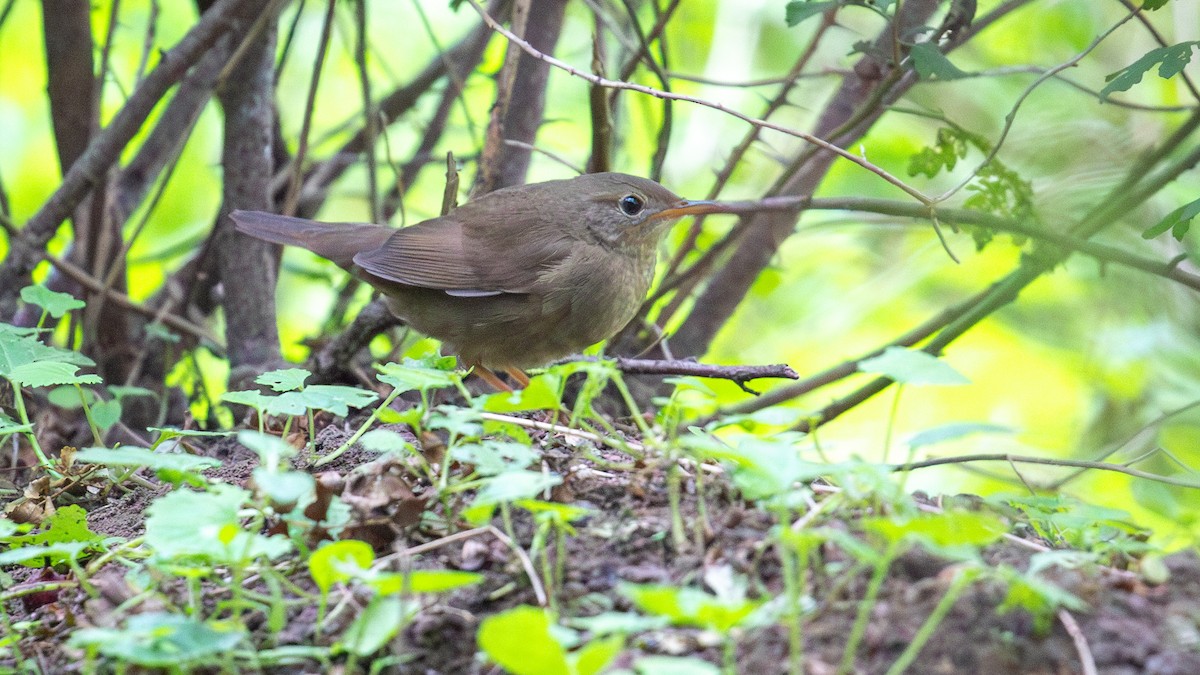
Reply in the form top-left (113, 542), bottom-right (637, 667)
top-left (282, 0), bottom-right (337, 215)
top-left (462, 0), bottom-right (931, 205)
top-left (1058, 609), bottom-right (1098, 675)
top-left (890, 453), bottom-right (1200, 489)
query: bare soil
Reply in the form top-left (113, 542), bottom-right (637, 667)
top-left (5, 413), bottom-right (1200, 674)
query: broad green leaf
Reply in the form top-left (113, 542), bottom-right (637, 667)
top-left (0, 411), bottom-right (34, 435)
top-left (67, 613), bottom-right (245, 668)
top-left (1101, 41), bottom-right (1200, 99)
top-left (90, 399), bottom-right (123, 430)
top-left (341, 596), bottom-right (414, 657)
top-left (299, 384), bottom-right (379, 416)
top-left (359, 428), bottom-right (414, 454)
top-left (221, 390), bottom-right (272, 410)
top-left (620, 583), bottom-right (760, 632)
top-left (369, 569), bottom-right (485, 595)
top-left (252, 467), bottom-right (315, 511)
top-left (515, 499), bottom-right (591, 525)
top-left (428, 405), bottom-right (483, 438)
top-left (7, 362), bottom-right (102, 387)
top-left (0, 541), bottom-right (90, 566)
top-left (74, 446), bottom-right (222, 485)
top-left (858, 347), bottom-right (969, 385)
top-left (480, 375), bottom-right (562, 412)
top-left (0, 329), bottom-right (93, 376)
top-left (256, 368), bottom-right (310, 392)
top-left (263, 391), bottom-right (308, 417)
top-left (237, 430), bottom-right (299, 471)
top-left (310, 540), bottom-right (375, 593)
top-left (452, 440), bottom-right (538, 476)
top-left (473, 470), bottom-right (562, 506)
top-left (0, 505), bottom-right (101, 566)
top-left (377, 360), bottom-right (458, 393)
top-left (1142, 197), bottom-right (1200, 241)
top-left (571, 634), bottom-right (624, 675)
top-left (862, 510), bottom-right (1007, 559)
top-left (784, 1), bottom-right (836, 27)
top-left (685, 435), bottom-right (826, 500)
top-left (907, 422), bottom-right (1014, 448)
top-left (20, 285), bottom-right (85, 318)
top-left (477, 606), bottom-right (570, 675)
top-left (910, 42), bottom-right (970, 80)
top-left (144, 484), bottom-right (290, 563)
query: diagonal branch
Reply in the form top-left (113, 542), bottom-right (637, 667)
top-left (0, 0), bottom-right (260, 320)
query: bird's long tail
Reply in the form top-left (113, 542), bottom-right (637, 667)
top-left (229, 210), bottom-right (393, 270)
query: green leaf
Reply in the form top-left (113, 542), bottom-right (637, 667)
top-left (571, 634), bottom-right (624, 675)
top-left (252, 467), bottom-right (315, 511)
top-left (264, 391), bottom-right (308, 417)
top-left (144, 484), bottom-right (290, 563)
top-left (907, 422), bottom-right (1014, 448)
top-left (359, 428), bottom-right (414, 454)
top-left (473, 470), bottom-right (562, 506)
top-left (568, 612), bottom-right (670, 635)
top-left (0, 504), bottom-right (102, 566)
top-left (74, 446), bottom-right (221, 486)
top-left (256, 368), bottom-right (311, 392)
top-left (620, 583), bottom-right (760, 632)
top-left (480, 375), bottom-right (562, 412)
top-left (298, 384), bottom-right (379, 416)
top-left (858, 347), bottom-right (969, 385)
top-left (909, 42), bottom-right (970, 80)
top-left (68, 613), bottom-right (246, 668)
top-left (862, 510), bottom-right (1007, 559)
top-left (20, 285), bottom-right (85, 318)
top-left (310, 540), bottom-right (375, 594)
top-left (377, 359), bottom-right (458, 393)
top-left (1142, 0), bottom-right (1170, 8)
top-left (515, 499), bottom-right (591, 525)
top-left (90, 399), bottom-right (123, 430)
top-left (685, 435), bottom-right (827, 500)
top-left (784, 1), bottom-right (836, 26)
top-left (341, 596), bottom-right (414, 657)
top-left (1142, 197), bottom-right (1200, 241)
top-left (0, 411), bottom-right (34, 435)
top-left (7, 362), bottom-right (102, 387)
top-left (237, 430), bottom-right (298, 471)
top-left (369, 569), bottom-right (485, 595)
top-left (1101, 42), bottom-right (1200, 99)
top-left (220, 389), bottom-right (272, 411)
top-left (477, 606), bottom-right (570, 675)
top-left (428, 405), bottom-right (484, 439)
top-left (452, 440), bottom-right (538, 476)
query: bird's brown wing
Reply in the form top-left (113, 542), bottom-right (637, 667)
top-left (352, 210), bottom-right (573, 294)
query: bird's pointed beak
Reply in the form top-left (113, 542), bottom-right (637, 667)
top-left (650, 199), bottom-right (727, 222)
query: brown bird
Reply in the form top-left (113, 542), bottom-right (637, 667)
top-left (230, 172), bottom-right (720, 386)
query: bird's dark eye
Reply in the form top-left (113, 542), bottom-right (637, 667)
top-left (619, 194), bottom-right (645, 216)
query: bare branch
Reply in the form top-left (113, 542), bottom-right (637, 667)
top-left (0, 0), bottom-right (263, 320)
top-left (890, 453), bottom-right (1200, 490)
top-left (463, 0), bottom-right (932, 204)
top-left (612, 357), bottom-right (798, 395)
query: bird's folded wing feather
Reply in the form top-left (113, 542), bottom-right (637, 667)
top-left (352, 214), bottom-right (572, 294)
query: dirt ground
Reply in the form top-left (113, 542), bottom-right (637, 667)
top-left (6, 413), bottom-right (1200, 674)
